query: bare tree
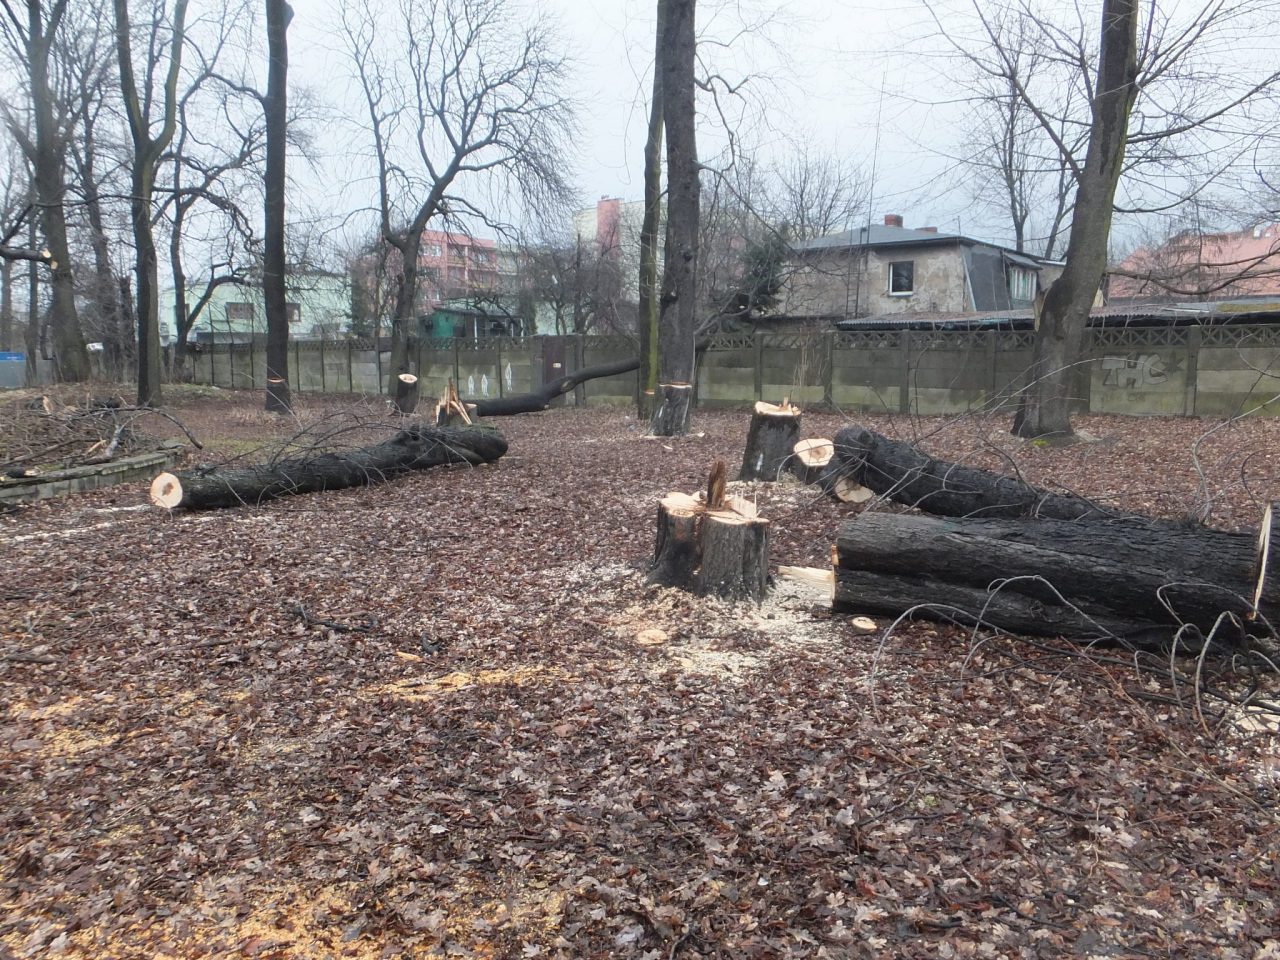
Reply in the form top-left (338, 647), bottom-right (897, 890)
top-left (637, 0), bottom-right (667, 417)
top-left (113, 0), bottom-right (190, 405)
top-left (262, 0), bottom-right (290, 412)
top-left (1015, 0), bottom-right (1139, 439)
top-left (650, 0), bottom-right (699, 436)
top-left (340, 0), bottom-right (576, 393)
top-left (0, 0), bottom-right (91, 380)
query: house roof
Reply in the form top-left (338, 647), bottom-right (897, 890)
top-left (790, 224), bottom-right (1062, 266)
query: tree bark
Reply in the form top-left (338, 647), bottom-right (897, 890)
top-left (832, 423), bottom-right (1120, 521)
top-left (150, 424), bottom-right (507, 510)
top-left (650, 0), bottom-right (698, 437)
top-left (1014, 0), bottom-right (1139, 439)
top-left (263, 0), bottom-right (293, 414)
top-left (637, 0), bottom-right (667, 418)
top-left (739, 401), bottom-right (801, 481)
top-left (834, 511), bottom-right (1274, 647)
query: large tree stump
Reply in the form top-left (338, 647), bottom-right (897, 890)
top-left (833, 510), bottom-right (1278, 648)
top-left (739, 400), bottom-right (801, 481)
top-left (434, 379), bottom-right (478, 428)
top-left (393, 374), bottom-right (420, 415)
top-left (150, 424), bottom-right (506, 510)
top-left (649, 460), bottom-right (771, 602)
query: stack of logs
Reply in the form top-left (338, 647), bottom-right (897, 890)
top-left (826, 424), bottom-right (1280, 650)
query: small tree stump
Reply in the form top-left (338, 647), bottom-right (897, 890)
top-left (739, 400), bottom-right (801, 481)
top-left (434, 379), bottom-right (478, 427)
top-left (394, 374), bottom-right (420, 415)
top-left (649, 460), bottom-right (771, 602)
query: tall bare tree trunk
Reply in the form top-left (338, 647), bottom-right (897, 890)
top-left (263, 0), bottom-right (293, 413)
top-left (25, 213), bottom-right (40, 384)
top-left (25, 2), bottom-right (89, 381)
top-left (1014, 0), bottom-right (1139, 439)
top-left (637, 0), bottom-right (667, 418)
top-left (650, 0), bottom-right (698, 437)
top-left (0, 257), bottom-right (12, 351)
top-left (114, 0), bottom-right (189, 406)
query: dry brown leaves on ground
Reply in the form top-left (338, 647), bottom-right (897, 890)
top-left (2, 391), bottom-right (1279, 958)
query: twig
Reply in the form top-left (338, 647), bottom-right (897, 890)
top-left (292, 603), bottom-right (377, 634)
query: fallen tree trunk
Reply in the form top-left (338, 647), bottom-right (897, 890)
top-left (471, 357), bottom-right (639, 417)
top-left (150, 424), bottom-right (507, 510)
top-left (834, 510), bottom-right (1276, 647)
top-left (832, 424), bottom-right (1117, 521)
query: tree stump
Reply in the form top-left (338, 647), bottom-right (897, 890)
top-left (649, 460), bottom-right (771, 602)
top-left (393, 374), bottom-right (420, 415)
top-left (739, 400), bottom-right (801, 481)
top-left (434, 379), bottom-right (478, 427)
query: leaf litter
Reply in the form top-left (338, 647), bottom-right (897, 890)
top-left (2, 393), bottom-right (1280, 958)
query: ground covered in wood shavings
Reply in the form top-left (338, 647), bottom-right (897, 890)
top-left (2, 391), bottom-right (1280, 959)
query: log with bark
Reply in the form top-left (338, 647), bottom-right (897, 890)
top-left (150, 423), bottom-right (507, 510)
top-left (833, 509), bottom-right (1279, 648)
top-left (649, 459), bottom-right (771, 602)
top-left (739, 400), bottom-right (801, 481)
top-left (831, 424), bottom-right (1117, 521)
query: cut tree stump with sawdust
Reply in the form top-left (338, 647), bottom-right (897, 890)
top-left (739, 400), bottom-right (801, 481)
top-left (792, 438), bottom-right (874, 503)
top-left (649, 459), bottom-right (771, 602)
top-left (150, 424), bottom-right (506, 510)
top-left (832, 509), bottom-right (1280, 649)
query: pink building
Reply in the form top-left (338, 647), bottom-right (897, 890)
top-left (416, 230), bottom-right (502, 312)
top-left (1110, 223), bottom-right (1280, 302)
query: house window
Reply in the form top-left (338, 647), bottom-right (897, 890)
top-left (286, 303), bottom-right (301, 323)
top-left (225, 302), bottom-right (254, 322)
top-left (424, 243), bottom-right (442, 258)
top-left (1008, 266), bottom-right (1036, 302)
top-left (887, 261), bottom-right (914, 295)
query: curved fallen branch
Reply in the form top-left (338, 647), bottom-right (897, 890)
top-left (471, 357), bottom-right (639, 416)
top-left (150, 423), bottom-right (507, 510)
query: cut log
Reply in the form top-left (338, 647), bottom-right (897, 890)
top-left (792, 439), bottom-right (833, 485)
top-left (649, 460), bottom-right (771, 602)
top-left (738, 400), bottom-right (801, 481)
top-left (832, 424), bottom-right (1116, 521)
top-left (150, 424), bottom-right (507, 510)
top-left (791, 438), bottom-right (874, 503)
top-left (833, 511), bottom-right (1276, 647)
top-left (651, 382), bottom-right (694, 436)
top-left (393, 374), bottom-right (420, 415)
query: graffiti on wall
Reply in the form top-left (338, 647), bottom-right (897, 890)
top-left (1100, 353), bottom-right (1181, 389)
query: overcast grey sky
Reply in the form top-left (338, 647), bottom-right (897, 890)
top-left (285, 0), bottom-right (978, 245)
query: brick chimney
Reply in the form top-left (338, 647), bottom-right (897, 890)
top-left (883, 214), bottom-right (903, 228)
top-left (919, 226), bottom-right (937, 234)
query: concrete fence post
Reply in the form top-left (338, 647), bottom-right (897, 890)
top-left (1185, 326), bottom-right (1202, 416)
top-left (898, 330), bottom-right (911, 414)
